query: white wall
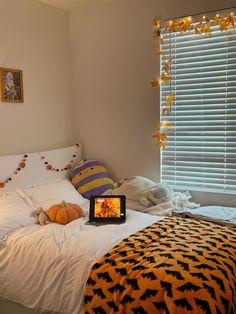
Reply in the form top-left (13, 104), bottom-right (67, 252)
top-left (69, 0), bottom-right (236, 206)
top-left (0, 0), bottom-right (73, 155)
top-left (69, 0), bottom-right (160, 181)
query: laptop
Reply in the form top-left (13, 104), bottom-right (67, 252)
top-left (88, 195), bottom-right (126, 225)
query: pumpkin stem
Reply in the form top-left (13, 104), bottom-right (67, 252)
top-left (62, 201), bottom-right (68, 207)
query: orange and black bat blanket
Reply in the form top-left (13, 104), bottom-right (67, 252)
top-left (84, 216), bottom-right (236, 314)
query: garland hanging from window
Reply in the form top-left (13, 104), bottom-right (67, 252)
top-left (151, 9), bottom-right (236, 149)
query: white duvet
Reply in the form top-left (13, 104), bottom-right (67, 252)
top-left (0, 209), bottom-right (162, 314)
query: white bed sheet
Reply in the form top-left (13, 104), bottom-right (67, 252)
top-left (184, 205), bottom-right (236, 223)
top-left (0, 209), bottom-right (162, 314)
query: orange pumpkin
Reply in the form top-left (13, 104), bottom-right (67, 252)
top-left (48, 201), bottom-right (84, 225)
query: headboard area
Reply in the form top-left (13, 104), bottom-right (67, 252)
top-left (0, 145), bottom-right (82, 192)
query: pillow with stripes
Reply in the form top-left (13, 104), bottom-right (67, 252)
top-left (70, 160), bottom-right (114, 199)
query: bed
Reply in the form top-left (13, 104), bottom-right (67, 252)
top-left (0, 146), bottom-right (235, 314)
top-left (0, 208), bottom-right (162, 314)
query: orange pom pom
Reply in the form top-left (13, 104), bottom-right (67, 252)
top-left (19, 162), bottom-right (26, 168)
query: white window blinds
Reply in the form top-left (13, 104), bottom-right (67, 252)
top-left (161, 23), bottom-right (236, 195)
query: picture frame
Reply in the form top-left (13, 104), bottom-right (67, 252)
top-left (0, 68), bottom-right (24, 103)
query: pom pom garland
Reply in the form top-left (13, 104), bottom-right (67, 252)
top-left (38, 143), bottom-right (80, 172)
top-left (0, 144), bottom-right (80, 190)
top-left (0, 154), bottom-right (28, 189)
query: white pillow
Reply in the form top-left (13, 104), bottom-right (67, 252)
top-left (16, 178), bottom-right (88, 213)
top-left (0, 192), bottom-right (36, 242)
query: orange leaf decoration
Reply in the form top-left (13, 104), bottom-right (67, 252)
top-left (161, 74), bottom-right (171, 83)
top-left (153, 18), bottom-right (161, 40)
top-left (179, 16), bottom-right (192, 32)
top-left (155, 50), bottom-right (166, 56)
top-left (153, 18), bottom-right (160, 28)
top-left (213, 14), bottom-right (223, 25)
top-left (165, 17), bottom-right (193, 33)
top-left (165, 20), bottom-right (179, 32)
top-left (202, 25), bottom-right (212, 35)
top-left (160, 141), bottom-right (168, 149)
top-left (220, 16), bottom-right (234, 31)
top-left (202, 16), bottom-right (210, 23)
top-left (195, 26), bottom-right (202, 35)
top-left (163, 60), bottom-right (171, 75)
top-left (153, 32), bottom-right (160, 40)
top-left (150, 79), bottom-right (160, 87)
top-left (153, 131), bottom-right (168, 148)
top-left (166, 95), bottom-right (175, 105)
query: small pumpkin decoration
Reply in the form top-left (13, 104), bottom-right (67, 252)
top-left (48, 201), bottom-right (84, 225)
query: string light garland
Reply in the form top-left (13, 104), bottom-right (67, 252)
top-left (0, 154), bottom-right (28, 189)
top-left (39, 143), bottom-right (80, 172)
top-left (151, 9), bottom-right (236, 148)
top-left (164, 12), bottom-right (235, 34)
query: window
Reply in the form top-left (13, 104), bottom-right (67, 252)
top-left (160, 20), bottom-right (236, 195)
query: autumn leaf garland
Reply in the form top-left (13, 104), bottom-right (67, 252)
top-left (151, 10), bottom-right (236, 149)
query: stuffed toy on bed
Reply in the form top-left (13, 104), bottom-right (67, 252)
top-left (70, 160), bottom-right (114, 199)
top-left (31, 208), bottom-right (50, 226)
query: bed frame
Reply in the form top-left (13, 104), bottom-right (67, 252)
top-left (0, 145), bottom-right (82, 314)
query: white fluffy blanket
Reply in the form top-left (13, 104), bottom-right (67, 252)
top-left (105, 176), bottom-right (199, 216)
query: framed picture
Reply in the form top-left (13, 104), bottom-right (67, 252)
top-left (0, 68), bottom-right (24, 103)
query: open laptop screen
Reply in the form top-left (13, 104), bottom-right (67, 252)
top-left (89, 195), bottom-right (126, 224)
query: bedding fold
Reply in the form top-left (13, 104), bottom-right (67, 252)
top-left (173, 211), bottom-right (236, 228)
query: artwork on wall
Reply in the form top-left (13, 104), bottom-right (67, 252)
top-left (0, 68), bottom-right (24, 103)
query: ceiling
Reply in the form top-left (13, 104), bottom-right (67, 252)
top-left (39, 0), bottom-right (106, 10)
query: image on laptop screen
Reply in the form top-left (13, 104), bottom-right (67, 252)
top-left (94, 197), bottom-right (121, 218)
